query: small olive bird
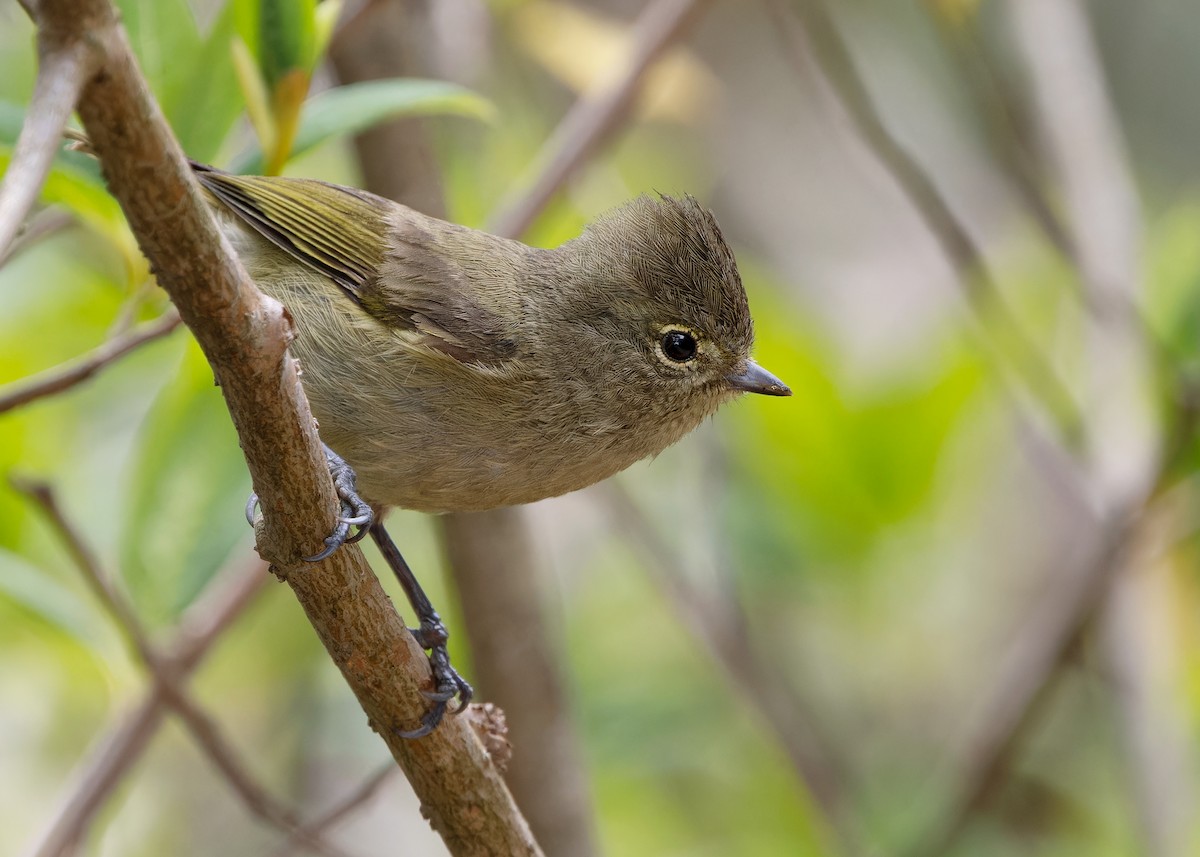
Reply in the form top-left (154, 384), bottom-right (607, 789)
top-left (72, 131), bottom-right (790, 735)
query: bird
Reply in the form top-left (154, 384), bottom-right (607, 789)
top-left (69, 131), bottom-right (789, 735)
top-left (192, 165), bottom-right (790, 515)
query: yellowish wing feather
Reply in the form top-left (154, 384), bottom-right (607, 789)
top-left (193, 166), bottom-right (389, 295)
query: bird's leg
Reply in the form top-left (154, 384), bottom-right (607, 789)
top-left (244, 445), bottom-right (374, 560)
top-left (369, 519), bottom-right (474, 738)
top-left (245, 444), bottom-right (471, 737)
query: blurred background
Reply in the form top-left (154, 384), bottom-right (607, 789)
top-left (2, 0), bottom-right (1200, 855)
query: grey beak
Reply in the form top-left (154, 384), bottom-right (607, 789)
top-left (727, 360), bottom-right (791, 397)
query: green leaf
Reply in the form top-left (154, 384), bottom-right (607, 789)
top-left (0, 551), bottom-right (105, 648)
top-left (113, 0), bottom-right (243, 164)
top-left (37, 162), bottom-right (123, 237)
top-left (114, 0), bottom-right (202, 99)
top-left (160, 2), bottom-right (244, 163)
top-left (233, 35), bottom-right (277, 156)
top-left (0, 100), bottom-right (25, 145)
top-left (230, 78), bottom-right (495, 174)
top-left (264, 0), bottom-right (317, 82)
top-left (312, 0), bottom-right (345, 68)
top-left (120, 340), bottom-right (252, 623)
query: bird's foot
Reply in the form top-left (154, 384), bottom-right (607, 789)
top-left (304, 446), bottom-right (373, 561)
top-left (244, 445), bottom-right (373, 561)
top-left (394, 614), bottom-right (475, 738)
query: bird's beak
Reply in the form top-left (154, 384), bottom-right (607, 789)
top-left (727, 360), bottom-right (791, 397)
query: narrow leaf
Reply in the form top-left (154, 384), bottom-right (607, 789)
top-left (231, 78), bottom-right (494, 174)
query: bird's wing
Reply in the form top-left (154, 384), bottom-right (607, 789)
top-left (193, 166), bottom-right (389, 295)
top-left (194, 166), bottom-right (522, 367)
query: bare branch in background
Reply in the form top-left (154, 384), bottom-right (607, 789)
top-left (601, 483), bottom-right (860, 857)
top-left (1009, 0), bottom-right (1154, 501)
top-left (0, 208), bottom-right (75, 267)
top-left (921, 13), bottom-right (1075, 263)
top-left (0, 27), bottom-right (95, 257)
top-left (912, 0), bottom-right (1175, 853)
top-left (328, 2), bottom-right (598, 853)
top-left (18, 1), bottom-right (541, 853)
top-left (439, 510), bottom-right (601, 857)
top-left (269, 765), bottom-right (398, 857)
top-left (13, 479), bottom-right (357, 857)
top-left (20, 548), bottom-right (269, 857)
top-left (12, 479), bottom-right (155, 654)
top-left (1008, 2), bottom-right (1188, 856)
top-left (487, 0), bottom-right (713, 238)
top-left (762, 2), bottom-right (1193, 855)
top-left (767, 0), bottom-right (1084, 445)
top-left (0, 310), bottom-right (182, 414)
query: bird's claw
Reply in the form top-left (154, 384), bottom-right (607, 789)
top-left (393, 616), bottom-right (473, 739)
top-left (303, 446), bottom-right (374, 561)
top-left (244, 446), bottom-right (374, 560)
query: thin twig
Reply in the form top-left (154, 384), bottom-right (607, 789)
top-left (21, 553), bottom-right (269, 857)
top-left (23, 691), bottom-right (167, 857)
top-left (0, 208), bottom-right (75, 267)
top-left (601, 482), bottom-right (860, 857)
top-left (486, 0), bottom-right (712, 238)
top-left (13, 479), bottom-right (155, 654)
top-left (13, 480), bottom-right (357, 857)
top-left (921, 5), bottom-right (1200, 445)
top-left (766, 0), bottom-right (1084, 444)
top-left (921, 12), bottom-right (1074, 263)
top-left (21, 0), bottom-right (541, 851)
top-left (161, 686), bottom-right (359, 857)
top-left (269, 764), bottom-right (397, 857)
top-left (0, 310), bottom-right (182, 415)
top-left (0, 34), bottom-right (95, 256)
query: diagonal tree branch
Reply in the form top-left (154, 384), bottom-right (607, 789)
top-left (21, 552), bottom-right (270, 857)
top-left (487, 0), bottom-right (713, 238)
top-left (0, 310), bottom-right (182, 414)
top-left (0, 20), bottom-right (95, 257)
top-left (601, 482), bottom-right (860, 856)
top-left (20, 1), bottom-right (540, 854)
top-left (13, 479), bottom-right (358, 857)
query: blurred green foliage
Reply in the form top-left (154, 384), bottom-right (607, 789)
top-left (2, 1), bottom-right (1200, 856)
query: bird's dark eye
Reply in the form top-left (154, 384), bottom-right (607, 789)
top-left (660, 329), bottom-right (698, 363)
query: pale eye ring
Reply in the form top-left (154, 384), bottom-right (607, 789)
top-left (660, 329), bottom-right (698, 363)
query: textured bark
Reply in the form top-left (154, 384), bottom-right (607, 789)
top-left (23, 1), bottom-right (540, 853)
